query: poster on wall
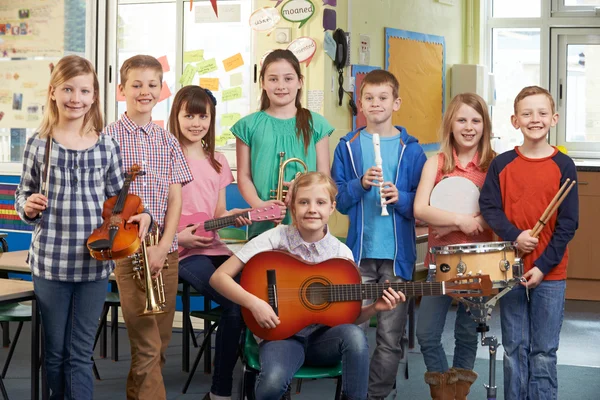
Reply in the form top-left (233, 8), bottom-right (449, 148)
top-left (0, 0), bottom-right (65, 58)
top-left (0, 60), bottom-right (52, 129)
top-left (385, 28), bottom-right (445, 148)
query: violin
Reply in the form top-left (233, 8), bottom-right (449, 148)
top-left (87, 165), bottom-right (145, 260)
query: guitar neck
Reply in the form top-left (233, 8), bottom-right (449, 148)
top-left (203, 212), bottom-right (248, 232)
top-left (330, 281), bottom-right (445, 302)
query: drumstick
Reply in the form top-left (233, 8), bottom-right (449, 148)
top-left (530, 178), bottom-right (570, 236)
top-left (531, 180), bottom-right (576, 238)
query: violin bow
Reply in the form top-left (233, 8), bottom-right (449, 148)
top-left (41, 134), bottom-right (53, 198)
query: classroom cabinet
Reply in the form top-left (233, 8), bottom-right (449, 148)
top-left (566, 171), bottom-right (600, 301)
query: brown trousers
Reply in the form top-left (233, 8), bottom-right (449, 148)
top-left (114, 251), bottom-right (179, 400)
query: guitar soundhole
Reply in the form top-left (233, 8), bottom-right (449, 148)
top-left (300, 279), bottom-right (331, 312)
top-left (440, 263), bottom-right (451, 273)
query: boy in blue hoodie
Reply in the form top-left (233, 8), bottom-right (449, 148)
top-left (332, 69), bottom-right (427, 400)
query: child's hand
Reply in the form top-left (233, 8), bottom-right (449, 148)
top-left (361, 166), bottom-right (383, 190)
top-left (146, 245), bottom-right (169, 278)
top-left (521, 266), bottom-right (544, 289)
top-left (258, 200), bottom-right (286, 224)
top-left (24, 193), bottom-right (47, 219)
top-left (431, 226), bottom-right (455, 239)
top-left (516, 230), bottom-right (539, 254)
top-left (227, 208), bottom-right (253, 227)
top-left (456, 214), bottom-right (484, 236)
top-left (381, 181), bottom-right (398, 205)
top-left (249, 297), bottom-right (280, 329)
top-left (283, 180), bottom-right (296, 207)
top-left (374, 281), bottom-right (406, 312)
top-left (178, 225), bottom-right (214, 249)
top-left (128, 213), bottom-right (151, 239)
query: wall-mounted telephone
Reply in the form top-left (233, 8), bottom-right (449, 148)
top-left (332, 29), bottom-right (357, 116)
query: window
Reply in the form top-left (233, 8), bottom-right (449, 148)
top-left (0, 0), bottom-right (98, 174)
top-left (486, 0), bottom-right (600, 157)
top-left (493, 0), bottom-right (541, 18)
top-left (491, 28), bottom-right (541, 152)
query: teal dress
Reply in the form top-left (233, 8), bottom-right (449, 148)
top-left (231, 110), bottom-right (334, 237)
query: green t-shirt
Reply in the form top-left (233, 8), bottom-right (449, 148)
top-left (231, 110), bottom-right (334, 237)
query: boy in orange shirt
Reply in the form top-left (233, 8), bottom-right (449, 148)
top-left (479, 86), bottom-right (578, 400)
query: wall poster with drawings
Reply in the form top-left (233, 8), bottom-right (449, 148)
top-left (0, 0), bottom-right (65, 58)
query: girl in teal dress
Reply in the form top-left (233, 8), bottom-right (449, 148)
top-left (231, 49), bottom-right (334, 238)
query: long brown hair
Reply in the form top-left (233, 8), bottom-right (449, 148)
top-left (168, 86), bottom-right (221, 173)
top-left (439, 93), bottom-right (494, 173)
top-left (259, 49), bottom-right (313, 154)
top-left (38, 55), bottom-right (102, 138)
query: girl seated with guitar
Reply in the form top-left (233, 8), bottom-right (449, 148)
top-left (210, 172), bottom-right (405, 400)
top-left (168, 86), bottom-right (252, 400)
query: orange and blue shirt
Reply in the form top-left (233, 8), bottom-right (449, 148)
top-left (479, 147), bottom-right (579, 280)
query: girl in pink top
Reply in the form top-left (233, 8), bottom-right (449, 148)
top-left (413, 93), bottom-right (495, 399)
top-left (169, 86), bottom-right (249, 400)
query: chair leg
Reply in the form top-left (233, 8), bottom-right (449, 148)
top-left (1, 322), bottom-right (23, 378)
top-left (1, 322), bottom-right (9, 348)
top-left (239, 365), bottom-right (256, 400)
top-left (99, 310), bottom-right (107, 358)
top-left (334, 377), bottom-right (342, 400)
top-left (110, 304), bottom-right (119, 361)
top-left (188, 315), bottom-right (198, 348)
top-left (93, 305), bottom-right (110, 351)
top-left (92, 358), bottom-right (101, 381)
top-left (182, 321), bottom-right (219, 393)
top-left (295, 378), bottom-right (302, 393)
top-left (0, 375), bottom-right (9, 400)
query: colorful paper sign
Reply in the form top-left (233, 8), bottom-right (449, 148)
top-left (199, 77), bottom-right (220, 91)
top-left (281, 0), bottom-right (315, 29)
top-left (323, 8), bottom-right (336, 31)
top-left (287, 37), bottom-right (317, 66)
top-left (323, 31), bottom-right (336, 60)
top-left (221, 113), bottom-right (241, 126)
top-left (157, 55), bottom-right (170, 73)
top-left (180, 64), bottom-right (197, 86)
top-left (183, 50), bottom-right (205, 63)
top-left (158, 83), bottom-right (171, 102)
top-left (249, 7), bottom-right (280, 34)
top-left (222, 87), bottom-right (242, 102)
top-left (223, 53), bottom-right (244, 72)
top-left (230, 72), bottom-right (243, 86)
top-left (196, 58), bottom-right (218, 75)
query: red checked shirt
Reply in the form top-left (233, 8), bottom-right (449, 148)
top-left (104, 113), bottom-right (193, 252)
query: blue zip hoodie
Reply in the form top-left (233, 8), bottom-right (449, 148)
top-left (331, 126), bottom-right (427, 280)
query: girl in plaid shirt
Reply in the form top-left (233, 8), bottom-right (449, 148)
top-left (15, 55), bottom-right (150, 400)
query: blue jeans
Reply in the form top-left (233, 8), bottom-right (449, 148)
top-left (32, 275), bottom-right (108, 400)
top-left (255, 324), bottom-right (369, 400)
top-left (416, 295), bottom-right (479, 373)
top-left (178, 254), bottom-right (243, 396)
top-left (500, 280), bottom-right (566, 400)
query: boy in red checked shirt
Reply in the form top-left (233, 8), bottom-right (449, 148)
top-left (479, 86), bottom-right (578, 400)
top-left (104, 55), bottom-right (193, 400)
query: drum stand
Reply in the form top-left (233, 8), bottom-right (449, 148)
top-left (459, 280), bottom-right (521, 400)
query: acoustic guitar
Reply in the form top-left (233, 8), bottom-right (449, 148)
top-left (240, 251), bottom-right (493, 341)
top-left (177, 205), bottom-right (282, 257)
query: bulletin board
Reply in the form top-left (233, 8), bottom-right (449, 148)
top-left (0, 0), bottom-right (65, 58)
top-left (0, 183), bottom-right (32, 232)
top-left (385, 28), bottom-right (445, 149)
top-left (0, 60), bottom-right (52, 129)
top-left (351, 65), bottom-right (380, 131)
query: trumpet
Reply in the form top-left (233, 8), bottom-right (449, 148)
top-left (130, 226), bottom-right (167, 316)
top-left (270, 151), bottom-right (308, 202)
top-left (372, 134), bottom-right (389, 216)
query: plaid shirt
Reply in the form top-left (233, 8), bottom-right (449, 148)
top-left (14, 133), bottom-right (123, 282)
top-left (104, 114), bottom-right (193, 253)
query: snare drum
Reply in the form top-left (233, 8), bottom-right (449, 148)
top-left (429, 241), bottom-right (522, 289)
